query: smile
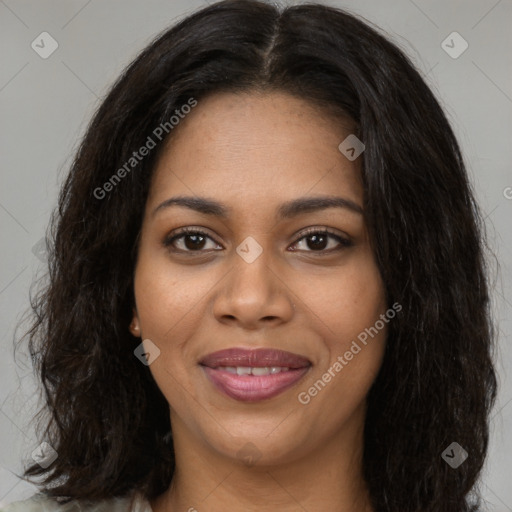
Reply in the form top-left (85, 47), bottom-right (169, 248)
top-left (199, 347), bottom-right (312, 402)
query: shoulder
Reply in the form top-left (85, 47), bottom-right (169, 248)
top-left (0, 494), bottom-right (73, 512)
top-left (0, 494), bottom-right (55, 512)
top-left (0, 492), bottom-right (152, 512)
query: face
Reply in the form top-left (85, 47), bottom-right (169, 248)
top-left (130, 90), bottom-right (388, 466)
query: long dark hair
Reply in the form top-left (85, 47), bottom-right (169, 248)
top-left (16, 1), bottom-right (497, 510)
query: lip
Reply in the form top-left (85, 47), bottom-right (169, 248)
top-left (200, 348), bottom-right (311, 369)
top-left (199, 348), bottom-right (311, 402)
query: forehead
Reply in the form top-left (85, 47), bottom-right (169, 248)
top-left (147, 91), bottom-right (363, 215)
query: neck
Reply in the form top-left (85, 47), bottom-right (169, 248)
top-left (151, 405), bottom-right (373, 512)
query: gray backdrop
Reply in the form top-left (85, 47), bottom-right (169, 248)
top-left (1, 0), bottom-right (511, 509)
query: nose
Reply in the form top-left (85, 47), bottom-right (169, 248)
top-left (212, 247), bottom-right (296, 330)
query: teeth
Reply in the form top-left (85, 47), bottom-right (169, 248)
top-left (252, 367), bottom-right (270, 376)
top-left (217, 366), bottom-right (291, 375)
top-left (271, 366), bottom-right (289, 374)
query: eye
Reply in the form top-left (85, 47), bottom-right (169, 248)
top-left (290, 227), bottom-right (353, 254)
top-left (163, 226), bottom-right (352, 255)
top-left (163, 227), bottom-right (221, 252)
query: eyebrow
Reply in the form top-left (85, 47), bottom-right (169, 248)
top-left (152, 194), bottom-right (363, 219)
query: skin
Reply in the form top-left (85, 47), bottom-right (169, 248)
top-left (130, 90), bottom-right (388, 512)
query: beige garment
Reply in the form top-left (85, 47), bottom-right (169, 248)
top-left (0, 491), bottom-right (153, 512)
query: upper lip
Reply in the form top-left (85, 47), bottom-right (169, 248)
top-left (200, 348), bottom-right (311, 369)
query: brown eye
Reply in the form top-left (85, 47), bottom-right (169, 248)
top-left (290, 228), bottom-right (353, 254)
top-left (163, 228), bottom-right (221, 253)
top-left (163, 227), bottom-right (352, 255)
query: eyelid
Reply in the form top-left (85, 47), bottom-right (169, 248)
top-left (290, 227), bottom-right (352, 252)
top-left (163, 226), bottom-right (221, 248)
top-left (163, 225), bottom-right (352, 254)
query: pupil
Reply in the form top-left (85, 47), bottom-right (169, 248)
top-left (308, 234), bottom-right (327, 250)
top-left (186, 234), bottom-right (205, 250)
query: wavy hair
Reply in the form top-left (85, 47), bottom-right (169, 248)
top-left (16, 1), bottom-right (497, 510)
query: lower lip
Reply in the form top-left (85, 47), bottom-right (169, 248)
top-left (201, 366), bottom-right (310, 402)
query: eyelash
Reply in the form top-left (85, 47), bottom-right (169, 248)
top-left (163, 227), bottom-right (352, 256)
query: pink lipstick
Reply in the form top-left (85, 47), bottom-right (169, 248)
top-left (199, 348), bottom-right (311, 402)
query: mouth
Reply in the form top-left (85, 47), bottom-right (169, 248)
top-left (199, 348), bottom-right (312, 402)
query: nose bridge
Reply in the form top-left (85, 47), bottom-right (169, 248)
top-left (230, 234), bottom-right (276, 299)
top-left (212, 233), bottom-right (295, 324)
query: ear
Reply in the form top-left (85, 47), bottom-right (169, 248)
top-left (129, 309), bottom-right (141, 337)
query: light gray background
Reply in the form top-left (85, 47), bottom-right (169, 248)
top-left (1, 0), bottom-right (511, 509)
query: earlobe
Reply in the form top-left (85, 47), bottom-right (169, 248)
top-left (129, 311), bottom-right (141, 337)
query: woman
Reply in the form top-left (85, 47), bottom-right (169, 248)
top-left (4, 0), bottom-right (497, 511)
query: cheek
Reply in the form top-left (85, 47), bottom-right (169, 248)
top-left (132, 262), bottom-right (203, 412)
top-left (131, 258), bottom-right (203, 390)
top-left (133, 255), bottom-right (212, 339)
top-left (295, 255), bottom-right (387, 400)
top-left (294, 254), bottom-right (387, 345)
